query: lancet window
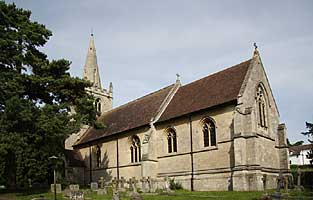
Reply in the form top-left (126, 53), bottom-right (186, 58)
top-left (166, 128), bottom-right (177, 153)
top-left (130, 135), bottom-right (141, 163)
top-left (202, 118), bottom-right (216, 147)
top-left (256, 84), bottom-right (267, 128)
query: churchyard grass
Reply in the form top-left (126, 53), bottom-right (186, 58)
top-left (1, 189), bottom-right (313, 200)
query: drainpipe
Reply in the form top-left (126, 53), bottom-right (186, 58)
top-left (89, 145), bottom-right (92, 183)
top-left (117, 138), bottom-right (120, 179)
top-left (189, 115), bottom-right (194, 191)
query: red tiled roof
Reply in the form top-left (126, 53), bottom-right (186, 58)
top-left (158, 59), bottom-right (252, 122)
top-left (289, 144), bottom-right (313, 155)
top-left (75, 84), bottom-right (175, 146)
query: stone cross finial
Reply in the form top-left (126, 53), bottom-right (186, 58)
top-left (99, 176), bottom-right (105, 189)
top-left (253, 42), bottom-right (260, 57)
top-left (176, 73), bottom-right (180, 83)
top-left (254, 42), bottom-right (258, 50)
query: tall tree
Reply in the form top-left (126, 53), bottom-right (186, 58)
top-left (0, 2), bottom-right (96, 188)
top-left (302, 122), bottom-right (313, 165)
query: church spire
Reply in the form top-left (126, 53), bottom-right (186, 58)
top-left (83, 33), bottom-right (102, 89)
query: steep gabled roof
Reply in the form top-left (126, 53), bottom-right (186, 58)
top-left (158, 59), bottom-right (252, 122)
top-left (289, 144), bottom-right (313, 155)
top-left (75, 84), bottom-right (175, 146)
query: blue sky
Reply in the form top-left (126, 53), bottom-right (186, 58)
top-left (6, 0), bottom-right (313, 143)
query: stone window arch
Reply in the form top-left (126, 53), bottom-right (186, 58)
top-left (96, 145), bottom-right (101, 168)
top-left (130, 135), bottom-right (141, 163)
top-left (165, 127), bottom-right (177, 153)
top-left (256, 84), bottom-right (268, 128)
top-left (201, 118), bottom-right (216, 147)
top-left (95, 98), bottom-right (101, 114)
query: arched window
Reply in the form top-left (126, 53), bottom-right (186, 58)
top-left (202, 118), bottom-right (216, 147)
top-left (130, 135), bottom-right (141, 163)
top-left (96, 145), bottom-right (101, 168)
top-left (95, 98), bottom-right (101, 114)
top-left (256, 84), bottom-right (267, 128)
top-left (166, 128), bottom-right (177, 153)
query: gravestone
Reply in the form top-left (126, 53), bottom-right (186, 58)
top-left (262, 174), bottom-right (267, 194)
top-left (147, 177), bottom-right (156, 193)
top-left (295, 168), bottom-right (304, 191)
top-left (70, 191), bottom-right (84, 200)
top-left (131, 177), bottom-right (139, 192)
top-left (284, 176), bottom-right (289, 194)
top-left (140, 177), bottom-right (148, 193)
top-left (118, 177), bottom-right (127, 192)
top-left (69, 184), bottom-right (79, 191)
top-left (50, 184), bottom-right (62, 193)
top-left (164, 177), bottom-right (172, 193)
top-left (97, 177), bottom-right (107, 195)
top-left (120, 177), bottom-right (126, 188)
top-left (112, 177), bottom-right (119, 189)
top-left (271, 174), bottom-right (282, 200)
top-left (127, 178), bottom-right (133, 191)
top-left (90, 182), bottom-right (98, 190)
top-left (112, 188), bottom-right (120, 200)
top-left (129, 191), bottom-right (143, 200)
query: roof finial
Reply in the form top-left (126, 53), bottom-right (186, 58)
top-left (253, 42), bottom-right (259, 57)
top-left (91, 27), bottom-right (94, 36)
top-left (176, 73), bottom-right (180, 83)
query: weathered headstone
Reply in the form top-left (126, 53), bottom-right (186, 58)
top-left (271, 174), bottom-right (282, 200)
top-left (262, 174), bottom-right (267, 194)
top-left (147, 177), bottom-right (156, 193)
top-left (120, 177), bottom-right (126, 188)
top-left (50, 184), bottom-right (62, 193)
top-left (294, 168), bottom-right (304, 191)
top-left (97, 188), bottom-right (107, 195)
top-left (112, 177), bottom-right (119, 189)
top-left (112, 188), bottom-right (120, 200)
top-left (284, 176), bottom-right (288, 194)
top-left (99, 177), bottom-right (105, 189)
top-left (90, 182), bottom-right (98, 190)
top-left (97, 177), bottom-right (107, 195)
top-left (69, 184), bottom-right (79, 191)
top-left (140, 177), bottom-right (148, 193)
top-left (128, 178), bottom-right (133, 191)
top-left (131, 177), bottom-right (139, 192)
top-left (70, 191), bottom-right (84, 200)
top-left (164, 177), bottom-right (172, 193)
top-left (129, 191), bottom-right (143, 200)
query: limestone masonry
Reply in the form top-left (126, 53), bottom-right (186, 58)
top-left (65, 34), bottom-right (289, 191)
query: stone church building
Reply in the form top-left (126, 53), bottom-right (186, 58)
top-left (65, 34), bottom-right (289, 191)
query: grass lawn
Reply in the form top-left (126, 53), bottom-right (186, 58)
top-left (1, 189), bottom-right (313, 200)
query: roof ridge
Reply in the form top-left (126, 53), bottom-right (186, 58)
top-left (181, 58), bottom-right (252, 88)
top-left (98, 84), bottom-right (175, 119)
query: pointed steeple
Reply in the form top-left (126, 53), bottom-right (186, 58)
top-left (83, 33), bottom-right (102, 89)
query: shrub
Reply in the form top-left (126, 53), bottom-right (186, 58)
top-left (169, 179), bottom-right (183, 190)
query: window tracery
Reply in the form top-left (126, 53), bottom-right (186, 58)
top-left (256, 84), bottom-right (267, 128)
top-left (130, 135), bottom-right (141, 163)
top-left (202, 118), bottom-right (216, 147)
top-left (166, 128), bottom-right (177, 153)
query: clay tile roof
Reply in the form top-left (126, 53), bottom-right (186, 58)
top-left (75, 84), bottom-right (175, 146)
top-left (289, 144), bottom-right (313, 155)
top-left (158, 59), bottom-right (252, 122)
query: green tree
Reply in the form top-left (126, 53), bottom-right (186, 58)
top-left (302, 122), bottom-right (313, 165)
top-left (287, 138), bottom-right (304, 147)
top-left (0, 2), bottom-right (96, 188)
